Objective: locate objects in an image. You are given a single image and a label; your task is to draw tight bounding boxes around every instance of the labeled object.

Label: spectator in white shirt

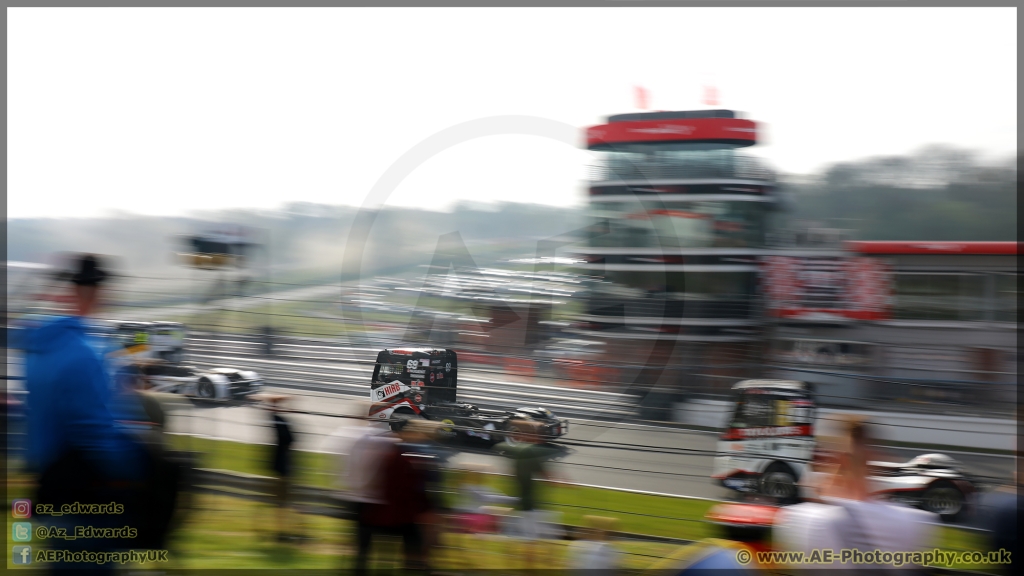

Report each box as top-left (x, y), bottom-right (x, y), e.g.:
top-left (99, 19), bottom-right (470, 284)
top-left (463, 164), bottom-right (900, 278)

top-left (320, 400), bottom-right (396, 506)
top-left (774, 415), bottom-right (937, 573)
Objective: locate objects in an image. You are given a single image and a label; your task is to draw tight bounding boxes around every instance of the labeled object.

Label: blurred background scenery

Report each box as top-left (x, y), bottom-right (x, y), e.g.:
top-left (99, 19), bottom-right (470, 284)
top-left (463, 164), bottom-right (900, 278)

top-left (5, 6), bottom-right (1017, 574)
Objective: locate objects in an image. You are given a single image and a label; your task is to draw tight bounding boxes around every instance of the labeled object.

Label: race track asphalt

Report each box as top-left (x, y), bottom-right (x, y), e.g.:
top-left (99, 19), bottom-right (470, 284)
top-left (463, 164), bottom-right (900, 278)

top-left (167, 386), bottom-right (1014, 505)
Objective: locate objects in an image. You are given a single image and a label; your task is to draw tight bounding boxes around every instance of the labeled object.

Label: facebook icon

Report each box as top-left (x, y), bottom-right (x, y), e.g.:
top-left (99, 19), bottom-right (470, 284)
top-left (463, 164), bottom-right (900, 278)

top-left (13, 546), bottom-right (32, 565)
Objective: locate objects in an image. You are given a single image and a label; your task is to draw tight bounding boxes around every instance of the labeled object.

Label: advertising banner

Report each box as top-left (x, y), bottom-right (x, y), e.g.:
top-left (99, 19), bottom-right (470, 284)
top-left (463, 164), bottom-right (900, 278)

top-left (762, 256), bottom-right (891, 320)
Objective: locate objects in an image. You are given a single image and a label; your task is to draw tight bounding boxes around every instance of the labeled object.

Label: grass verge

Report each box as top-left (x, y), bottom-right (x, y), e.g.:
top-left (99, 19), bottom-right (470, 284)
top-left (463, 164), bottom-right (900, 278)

top-left (6, 434), bottom-right (1000, 572)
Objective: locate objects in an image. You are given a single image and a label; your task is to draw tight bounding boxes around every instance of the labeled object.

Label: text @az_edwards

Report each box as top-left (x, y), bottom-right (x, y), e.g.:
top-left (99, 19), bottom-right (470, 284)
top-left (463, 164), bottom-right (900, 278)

top-left (33, 525), bottom-right (137, 540)
top-left (34, 502), bottom-right (124, 516)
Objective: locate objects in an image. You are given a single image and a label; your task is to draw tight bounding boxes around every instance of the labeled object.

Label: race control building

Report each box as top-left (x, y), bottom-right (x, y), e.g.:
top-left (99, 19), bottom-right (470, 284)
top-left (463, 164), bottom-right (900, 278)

top-left (567, 109), bottom-right (779, 417)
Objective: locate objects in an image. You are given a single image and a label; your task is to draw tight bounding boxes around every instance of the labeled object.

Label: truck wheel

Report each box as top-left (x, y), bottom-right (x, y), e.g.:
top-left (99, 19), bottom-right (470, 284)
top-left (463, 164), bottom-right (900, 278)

top-left (760, 462), bottom-right (798, 503)
top-left (503, 422), bottom-right (529, 447)
top-left (197, 378), bottom-right (216, 400)
top-left (390, 410), bottom-right (421, 432)
top-left (922, 480), bottom-right (964, 522)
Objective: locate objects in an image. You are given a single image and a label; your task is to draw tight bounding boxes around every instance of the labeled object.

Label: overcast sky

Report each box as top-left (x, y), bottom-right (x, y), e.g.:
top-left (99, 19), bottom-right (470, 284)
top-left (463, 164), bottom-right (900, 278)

top-left (8, 8), bottom-right (1017, 219)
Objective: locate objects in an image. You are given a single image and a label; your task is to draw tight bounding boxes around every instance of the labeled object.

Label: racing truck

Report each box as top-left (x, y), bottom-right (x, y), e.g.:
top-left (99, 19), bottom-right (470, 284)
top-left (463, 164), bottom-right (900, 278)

top-left (712, 379), bottom-right (975, 520)
top-left (367, 348), bottom-right (569, 446)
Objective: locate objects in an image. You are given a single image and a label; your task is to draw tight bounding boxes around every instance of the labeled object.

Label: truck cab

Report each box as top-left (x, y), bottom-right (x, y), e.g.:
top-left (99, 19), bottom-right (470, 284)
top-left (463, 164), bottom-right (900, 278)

top-left (367, 347), bottom-right (568, 445)
top-left (369, 348), bottom-right (459, 425)
top-left (711, 380), bottom-right (816, 502)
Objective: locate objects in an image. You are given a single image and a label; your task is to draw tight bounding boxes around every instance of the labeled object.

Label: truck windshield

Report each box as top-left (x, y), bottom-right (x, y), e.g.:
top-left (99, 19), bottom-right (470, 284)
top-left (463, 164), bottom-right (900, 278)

top-left (729, 391), bottom-right (814, 429)
top-left (728, 393), bottom-right (773, 429)
top-left (774, 396), bottom-right (814, 426)
top-left (379, 362), bottom-right (404, 379)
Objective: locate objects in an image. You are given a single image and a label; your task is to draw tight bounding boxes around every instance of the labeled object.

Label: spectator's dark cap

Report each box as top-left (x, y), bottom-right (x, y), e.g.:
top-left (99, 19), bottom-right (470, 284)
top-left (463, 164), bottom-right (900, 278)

top-left (62, 254), bottom-right (110, 286)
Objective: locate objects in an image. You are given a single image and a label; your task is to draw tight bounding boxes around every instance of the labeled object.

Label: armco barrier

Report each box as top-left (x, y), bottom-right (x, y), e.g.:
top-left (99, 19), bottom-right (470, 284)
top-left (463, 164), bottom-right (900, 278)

top-left (190, 467), bottom-right (349, 518)
top-left (816, 409), bottom-right (1017, 453)
top-left (673, 399), bottom-right (731, 428)
top-left (673, 399), bottom-right (1016, 452)
top-left (503, 357), bottom-right (536, 378)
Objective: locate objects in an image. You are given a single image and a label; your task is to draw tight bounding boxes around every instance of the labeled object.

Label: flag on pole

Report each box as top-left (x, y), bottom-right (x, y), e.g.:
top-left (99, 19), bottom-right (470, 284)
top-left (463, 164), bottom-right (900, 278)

top-left (703, 85), bottom-right (719, 106)
top-left (634, 85), bottom-right (649, 110)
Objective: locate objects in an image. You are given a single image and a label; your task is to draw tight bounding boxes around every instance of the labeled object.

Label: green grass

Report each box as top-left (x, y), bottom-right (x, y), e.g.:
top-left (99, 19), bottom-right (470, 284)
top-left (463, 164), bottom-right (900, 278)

top-left (7, 436), bottom-right (1001, 572)
top-left (168, 435), bottom-right (337, 488)
top-left (166, 434), bottom-right (716, 541)
top-left (161, 437), bottom-right (710, 549)
top-left (163, 436), bottom-right (991, 556)
top-left (4, 469), bottom-right (685, 571)
top-left (161, 493), bottom-right (686, 571)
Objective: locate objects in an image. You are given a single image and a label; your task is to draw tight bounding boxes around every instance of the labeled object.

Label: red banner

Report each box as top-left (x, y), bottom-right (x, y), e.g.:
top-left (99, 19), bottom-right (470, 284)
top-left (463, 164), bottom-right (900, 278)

top-left (586, 118), bottom-right (757, 148)
top-left (720, 424), bottom-right (813, 441)
top-left (762, 256), bottom-right (891, 321)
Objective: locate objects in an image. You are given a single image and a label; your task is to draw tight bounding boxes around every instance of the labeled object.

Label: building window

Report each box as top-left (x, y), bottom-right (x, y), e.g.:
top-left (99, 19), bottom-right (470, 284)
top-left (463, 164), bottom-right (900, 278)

top-left (588, 199), bottom-right (767, 249)
top-left (599, 270), bottom-right (756, 297)
top-left (773, 339), bottom-right (872, 366)
top-left (892, 273), bottom-right (986, 321)
top-left (591, 141), bottom-right (775, 182)
top-left (590, 271), bottom-right (757, 319)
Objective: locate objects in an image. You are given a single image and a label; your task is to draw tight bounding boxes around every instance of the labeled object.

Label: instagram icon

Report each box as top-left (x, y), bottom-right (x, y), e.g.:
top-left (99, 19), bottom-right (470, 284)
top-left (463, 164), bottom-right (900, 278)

top-left (12, 499), bottom-right (32, 518)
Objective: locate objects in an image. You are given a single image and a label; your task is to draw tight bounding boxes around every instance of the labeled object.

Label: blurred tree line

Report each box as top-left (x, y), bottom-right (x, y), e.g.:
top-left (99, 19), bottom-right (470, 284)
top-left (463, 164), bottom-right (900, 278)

top-left (7, 145), bottom-right (1015, 282)
top-left (6, 202), bottom-right (584, 281)
top-left (776, 145), bottom-right (1017, 240)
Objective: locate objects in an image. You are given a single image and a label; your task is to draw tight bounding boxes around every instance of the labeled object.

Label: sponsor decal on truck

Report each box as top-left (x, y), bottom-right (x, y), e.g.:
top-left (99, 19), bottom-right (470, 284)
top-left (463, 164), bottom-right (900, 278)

top-left (375, 381), bottom-right (406, 401)
top-left (721, 424), bottom-right (813, 440)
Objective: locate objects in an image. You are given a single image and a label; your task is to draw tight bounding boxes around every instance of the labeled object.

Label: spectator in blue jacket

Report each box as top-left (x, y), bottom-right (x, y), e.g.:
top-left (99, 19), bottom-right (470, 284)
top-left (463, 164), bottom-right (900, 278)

top-left (25, 254), bottom-right (144, 481)
top-left (25, 254), bottom-right (147, 575)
